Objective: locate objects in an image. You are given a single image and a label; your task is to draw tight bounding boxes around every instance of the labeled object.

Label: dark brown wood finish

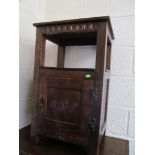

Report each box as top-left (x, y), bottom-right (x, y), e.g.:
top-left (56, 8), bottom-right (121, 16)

top-left (57, 46), bottom-right (65, 68)
top-left (20, 126), bottom-right (129, 155)
top-left (36, 68), bottom-right (95, 146)
top-left (31, 29), bottom-right (46, 143)
top-left (31, 16), bottom-right (114, 155)
top-left (33, 16), bottom-right (114, 39)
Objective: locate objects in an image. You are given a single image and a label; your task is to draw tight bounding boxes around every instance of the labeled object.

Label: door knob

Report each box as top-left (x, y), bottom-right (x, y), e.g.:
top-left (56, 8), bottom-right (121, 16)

top-left (89, 89), bottom-right (98, 104)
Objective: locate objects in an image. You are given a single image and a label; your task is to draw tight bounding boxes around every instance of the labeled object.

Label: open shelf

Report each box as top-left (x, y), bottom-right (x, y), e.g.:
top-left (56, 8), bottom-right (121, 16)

top-left (44, 31), bottom-right (97, 46)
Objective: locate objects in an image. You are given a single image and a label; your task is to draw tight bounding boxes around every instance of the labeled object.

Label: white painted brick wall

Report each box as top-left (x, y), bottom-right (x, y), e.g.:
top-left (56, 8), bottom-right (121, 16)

top-left (79, 0), bottom-right (134, 17)
top-left (19, 9), bottom-right (36, 44)
top-left (106, 107), bottom-right (128, 135)
top-left (19, 0), bottom-right (46, 129)
top-left (111, 16), bottom-right (135, 47)
top-left (19, 98), bottom-right (32, 128)
top-left (19, 0), bottom-right (46, 21)
top-left (132, 53), bottom-right (135, 75)
top-left (44, 41), bottom-right (58, 67)
top-left (76, 46), bottom-right (96, 68)
top-left (108, 78), bottom-right (135, 108)
top-left (20, 0), bottom-right (135, 154)
top-left (127, 110), bottom-right (135, 138)
top-left (111, 47), bottom-right (134, 76)
top-left (19, 40), bottom-right (35, 70)
top-left (65, 47), bottom-right (77, 68)
top-left (129, 140), bottom-right (135, 155)
top-left (45, 0), bottom-right (79, 21)
top-left (64, 46), bottom-right (96, 68)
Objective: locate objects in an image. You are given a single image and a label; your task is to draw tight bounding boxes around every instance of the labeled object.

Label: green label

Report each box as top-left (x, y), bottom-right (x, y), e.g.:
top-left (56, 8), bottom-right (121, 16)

top-left (85, 73), bottom-right (92, 79)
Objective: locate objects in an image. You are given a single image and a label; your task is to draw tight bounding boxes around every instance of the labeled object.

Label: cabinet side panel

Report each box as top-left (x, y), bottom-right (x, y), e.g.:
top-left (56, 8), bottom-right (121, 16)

top-left (100, 79), bottom-right (109, 135)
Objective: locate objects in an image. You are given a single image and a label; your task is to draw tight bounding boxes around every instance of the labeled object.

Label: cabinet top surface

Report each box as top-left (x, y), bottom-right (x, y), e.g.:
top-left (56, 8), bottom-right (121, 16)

top-left (33, 16), bottom-right (114, 39)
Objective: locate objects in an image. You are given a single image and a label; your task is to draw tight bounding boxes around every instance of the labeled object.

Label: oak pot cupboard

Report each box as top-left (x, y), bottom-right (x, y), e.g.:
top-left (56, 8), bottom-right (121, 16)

top-left (31, 16), bottom-right (114, 155)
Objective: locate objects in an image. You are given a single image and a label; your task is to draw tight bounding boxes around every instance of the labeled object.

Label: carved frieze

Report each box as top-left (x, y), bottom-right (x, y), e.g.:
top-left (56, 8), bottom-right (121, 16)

top-left (48, 99), bottom-right (79, 113)
top-left (40, 23), bottom-right (97, 34)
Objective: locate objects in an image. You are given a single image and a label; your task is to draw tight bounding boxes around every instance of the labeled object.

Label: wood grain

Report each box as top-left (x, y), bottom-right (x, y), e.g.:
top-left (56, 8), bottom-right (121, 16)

top-left (31, 16), bottom-right (114, 155)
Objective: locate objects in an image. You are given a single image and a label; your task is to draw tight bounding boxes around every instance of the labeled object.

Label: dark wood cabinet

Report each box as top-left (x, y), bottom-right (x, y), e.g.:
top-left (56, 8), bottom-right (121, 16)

top-left (31, 16), bottom-right (114, 155)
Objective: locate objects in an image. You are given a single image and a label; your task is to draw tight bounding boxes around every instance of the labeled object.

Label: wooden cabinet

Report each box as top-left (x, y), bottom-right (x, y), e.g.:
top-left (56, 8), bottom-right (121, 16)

top-left (31, 16), bottom-right (114, 155)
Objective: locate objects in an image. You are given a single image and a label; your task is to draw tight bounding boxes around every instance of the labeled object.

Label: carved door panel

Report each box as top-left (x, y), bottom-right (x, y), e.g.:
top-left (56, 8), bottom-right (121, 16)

top-left (36, 68), bottom-right (95, 146)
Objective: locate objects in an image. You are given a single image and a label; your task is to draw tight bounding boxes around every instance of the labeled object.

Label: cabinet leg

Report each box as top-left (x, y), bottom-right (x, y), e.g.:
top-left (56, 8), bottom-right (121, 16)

top-left (31, 134), bottom-right (41, 144)
top-left (89, 148), bottom-right (99, 155)
top-left (89, 142), bottom-right (100, 155)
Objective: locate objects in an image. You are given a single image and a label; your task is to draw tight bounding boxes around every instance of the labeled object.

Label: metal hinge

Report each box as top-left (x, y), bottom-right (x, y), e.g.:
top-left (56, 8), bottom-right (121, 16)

top-left (88, 117), bottom-right (97, 133)
top-left (89, 89), bottom-right (98, 104)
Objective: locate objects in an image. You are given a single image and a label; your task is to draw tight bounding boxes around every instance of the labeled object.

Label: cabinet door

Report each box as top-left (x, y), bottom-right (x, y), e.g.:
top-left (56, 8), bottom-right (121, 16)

top-left (36, 69), bottom-right (95, 146)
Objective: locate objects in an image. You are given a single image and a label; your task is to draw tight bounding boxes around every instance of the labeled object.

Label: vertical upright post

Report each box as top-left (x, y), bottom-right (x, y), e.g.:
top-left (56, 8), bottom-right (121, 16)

top-left (57, 45), bottom-right (65, 68)
top-left (89, 22), bottom-right (108, 155)
top-left (95, 22), bottom-right (107, 81)
top-left (31, 28), bottom-right (46, 141)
